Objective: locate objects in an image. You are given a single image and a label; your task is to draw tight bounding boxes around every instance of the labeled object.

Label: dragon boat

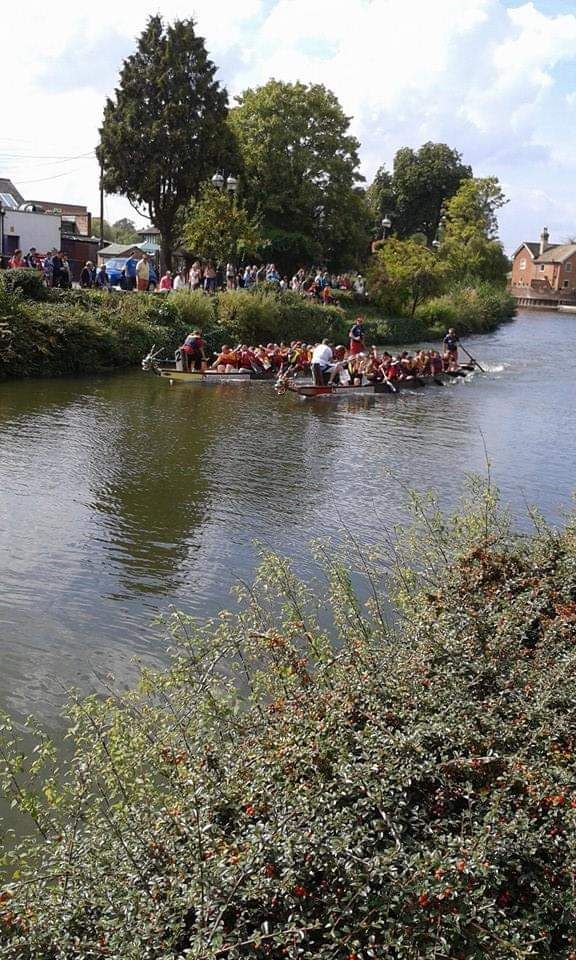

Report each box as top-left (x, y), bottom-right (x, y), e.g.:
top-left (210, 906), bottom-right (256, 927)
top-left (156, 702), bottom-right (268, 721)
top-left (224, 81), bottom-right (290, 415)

top-left (277, 365), bottom-right (474, 399)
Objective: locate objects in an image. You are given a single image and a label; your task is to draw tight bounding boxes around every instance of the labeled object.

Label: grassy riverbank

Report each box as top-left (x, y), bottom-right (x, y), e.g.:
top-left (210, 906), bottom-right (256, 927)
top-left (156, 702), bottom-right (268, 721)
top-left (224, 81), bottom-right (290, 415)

top-left (1, 484), bottom-right (575, 958)
top-left (0, 270), bottom-right (515, 380)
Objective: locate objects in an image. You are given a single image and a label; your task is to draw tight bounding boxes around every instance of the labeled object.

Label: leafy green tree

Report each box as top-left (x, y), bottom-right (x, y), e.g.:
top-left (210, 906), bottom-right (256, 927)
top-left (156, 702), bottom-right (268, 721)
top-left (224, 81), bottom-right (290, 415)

top-left (112, 218), bottom-right (140, 244)
top-left (389, 142), bottom-right (472, 245)
top-left (91, 217), bottom-right (114, 242)
top-left (183, 186), bottom-right (263, 264)
top-left (365, 164), bottom-right (397, 234)
top-left (369, 237), bottom-right (446, 316)
top-left (440, 177), bottom-right (510, 282)
top-left (230, 80), bottom-right (368, 270)
top-left (97, 16), bottom-right (232, 270)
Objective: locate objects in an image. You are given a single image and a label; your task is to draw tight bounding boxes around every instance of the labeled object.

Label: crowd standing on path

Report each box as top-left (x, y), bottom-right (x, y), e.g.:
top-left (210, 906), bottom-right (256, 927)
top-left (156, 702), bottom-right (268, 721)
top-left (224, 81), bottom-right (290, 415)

top-left (3, 248), bottom-right (367, 305)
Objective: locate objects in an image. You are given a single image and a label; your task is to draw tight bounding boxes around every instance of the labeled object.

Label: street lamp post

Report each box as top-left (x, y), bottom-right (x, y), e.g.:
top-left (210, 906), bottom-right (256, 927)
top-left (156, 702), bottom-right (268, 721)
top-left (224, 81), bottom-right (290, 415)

top-left (0, 200), bottom-right (4, 266)
top-left (211, 172), bottom-right (238, 197)
top-left (382, 215), bottom-right (392, 240)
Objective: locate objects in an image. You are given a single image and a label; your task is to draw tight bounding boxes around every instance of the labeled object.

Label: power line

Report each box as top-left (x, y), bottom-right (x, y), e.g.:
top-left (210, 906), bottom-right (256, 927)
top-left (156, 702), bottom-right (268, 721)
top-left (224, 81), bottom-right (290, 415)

top-left (0, 151), bottom-right (94, 162)
top-left (16, 168), bottom-right (87, 185)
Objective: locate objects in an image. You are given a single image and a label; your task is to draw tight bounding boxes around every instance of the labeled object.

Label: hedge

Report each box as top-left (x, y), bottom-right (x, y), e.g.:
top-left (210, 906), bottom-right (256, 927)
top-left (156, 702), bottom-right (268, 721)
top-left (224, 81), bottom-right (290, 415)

top-left (0, 482), bottom-right (575, 958)
top-left (0, 273), bottom-right (516, 380)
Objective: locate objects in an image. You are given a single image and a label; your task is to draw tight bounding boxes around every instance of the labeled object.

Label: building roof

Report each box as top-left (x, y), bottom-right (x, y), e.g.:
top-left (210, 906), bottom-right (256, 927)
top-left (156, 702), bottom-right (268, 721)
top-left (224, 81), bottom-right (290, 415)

top-left (137, 226), bottom-right (161, 236)
top-left (0, 178), bottom-right (25, 207)
top-left (535, 243), bottom-right (576, 264)
top-left (99, 242), bottom-right (142, 257)
top-left (29, 200), bottom-right (89, 215)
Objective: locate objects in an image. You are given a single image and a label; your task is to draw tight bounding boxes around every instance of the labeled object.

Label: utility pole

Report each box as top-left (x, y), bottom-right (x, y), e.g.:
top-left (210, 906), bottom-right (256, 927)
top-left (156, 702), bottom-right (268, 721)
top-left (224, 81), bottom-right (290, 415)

top-left (99, 161), bottom-right (105, 249)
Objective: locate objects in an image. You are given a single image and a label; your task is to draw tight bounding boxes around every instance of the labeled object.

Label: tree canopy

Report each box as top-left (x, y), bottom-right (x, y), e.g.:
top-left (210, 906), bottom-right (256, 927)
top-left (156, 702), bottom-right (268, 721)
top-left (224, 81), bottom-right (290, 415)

top-left (97, 16), bottom-right (232, 269)
top-left (92, 218), bottom-right (140, 245)
top-left (440, 178), bottom-right (510, 282)
top-left (367, 143), bottom-right (472, 245)
top-left (369, 237), bottom-right (447, 316)
top-left (229, 80), bottom-right (369, 270)
top-left (182, 186), bottom-right (263, 264)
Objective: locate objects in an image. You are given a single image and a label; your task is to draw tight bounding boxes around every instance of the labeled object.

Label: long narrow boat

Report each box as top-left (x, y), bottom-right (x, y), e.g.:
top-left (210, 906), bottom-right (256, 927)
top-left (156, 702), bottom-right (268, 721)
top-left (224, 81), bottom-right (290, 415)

top-left (142, 346), bottom-right (274, 384)
top-left (280, 366), bottom-right (474, 399)
top-left (157, 369), bottom-right (254, 384)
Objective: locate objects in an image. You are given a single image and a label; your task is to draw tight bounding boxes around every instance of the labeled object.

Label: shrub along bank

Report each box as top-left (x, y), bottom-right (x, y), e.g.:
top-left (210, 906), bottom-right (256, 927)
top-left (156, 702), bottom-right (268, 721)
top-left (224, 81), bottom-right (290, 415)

top-left (0, 271), bottom-right (515, 380)
top-left (1, 483), bottom-right (575, 958)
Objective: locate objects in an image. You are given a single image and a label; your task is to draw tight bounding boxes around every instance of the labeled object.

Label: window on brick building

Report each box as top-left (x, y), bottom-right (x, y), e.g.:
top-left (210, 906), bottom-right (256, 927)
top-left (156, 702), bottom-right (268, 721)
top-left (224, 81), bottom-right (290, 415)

top-left (519, 258), bottom-right (526, 270)
top-left (565, 262), bottom-right (572, 273)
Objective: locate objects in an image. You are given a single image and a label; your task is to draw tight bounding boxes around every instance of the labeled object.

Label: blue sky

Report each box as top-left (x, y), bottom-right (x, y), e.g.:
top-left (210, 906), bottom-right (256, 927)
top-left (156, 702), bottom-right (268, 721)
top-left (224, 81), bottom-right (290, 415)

top-left (3, 0), bottom-right (576, 253)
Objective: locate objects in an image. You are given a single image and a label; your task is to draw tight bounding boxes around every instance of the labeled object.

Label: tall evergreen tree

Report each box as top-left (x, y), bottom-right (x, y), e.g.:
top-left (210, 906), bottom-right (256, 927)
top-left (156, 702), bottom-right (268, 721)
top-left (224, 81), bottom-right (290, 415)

top-left (97, 16), bottom-right (232, 269)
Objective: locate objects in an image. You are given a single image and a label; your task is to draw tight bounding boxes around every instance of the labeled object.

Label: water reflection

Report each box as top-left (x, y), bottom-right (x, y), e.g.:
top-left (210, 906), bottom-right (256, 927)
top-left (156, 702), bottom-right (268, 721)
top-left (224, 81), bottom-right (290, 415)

top-left (0, 312), bottom-right (575, 728)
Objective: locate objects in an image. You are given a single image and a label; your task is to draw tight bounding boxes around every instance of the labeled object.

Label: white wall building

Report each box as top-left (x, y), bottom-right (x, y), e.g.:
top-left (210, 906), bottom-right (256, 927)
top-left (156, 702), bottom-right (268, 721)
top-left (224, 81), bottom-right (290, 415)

top-left (3, 208), bottom-right (62, 256)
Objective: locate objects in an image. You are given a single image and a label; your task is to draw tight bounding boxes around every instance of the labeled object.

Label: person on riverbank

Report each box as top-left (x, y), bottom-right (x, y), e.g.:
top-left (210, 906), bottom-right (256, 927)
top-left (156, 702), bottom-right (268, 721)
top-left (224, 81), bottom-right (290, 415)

top-left (136, 255), bottom-right (150, 292)
top-left (159, 270), bottom-right (173, 291)
top-left (8, 249), bottom-right (25, 269)
top-left (348, 317), bottom-right (366, 355)
top-left (204, 261), bottom-right (217, 294)
top-left (96, 264), bottom-right (110, 290)
top-left (80, 261), bottom-right (94, 288)
top-left (24, 247), bottom-right (41, 270)
top-left (173, 269), bottom-right (188, 291)
top-left (124, 255), bottom-right (138, 291)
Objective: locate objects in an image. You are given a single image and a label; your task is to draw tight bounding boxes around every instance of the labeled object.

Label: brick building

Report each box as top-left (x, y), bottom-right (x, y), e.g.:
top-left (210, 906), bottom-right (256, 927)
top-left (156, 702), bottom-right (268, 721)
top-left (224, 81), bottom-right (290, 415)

top-left (511, 228), bottom-right (576, 298)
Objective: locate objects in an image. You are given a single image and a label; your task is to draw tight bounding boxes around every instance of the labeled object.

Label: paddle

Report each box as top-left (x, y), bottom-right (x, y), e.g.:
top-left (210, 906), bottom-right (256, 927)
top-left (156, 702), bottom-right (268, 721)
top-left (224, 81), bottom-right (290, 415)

top-left (459, 343), bottom-right (485, 373)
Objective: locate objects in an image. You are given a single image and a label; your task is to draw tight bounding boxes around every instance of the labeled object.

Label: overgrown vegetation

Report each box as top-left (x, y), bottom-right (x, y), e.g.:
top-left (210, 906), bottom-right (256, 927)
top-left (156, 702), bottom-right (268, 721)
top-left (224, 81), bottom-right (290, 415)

top-left (0, 277), bottom-right (515, 380)
top-left (1, 481), bottom-right (575, 958)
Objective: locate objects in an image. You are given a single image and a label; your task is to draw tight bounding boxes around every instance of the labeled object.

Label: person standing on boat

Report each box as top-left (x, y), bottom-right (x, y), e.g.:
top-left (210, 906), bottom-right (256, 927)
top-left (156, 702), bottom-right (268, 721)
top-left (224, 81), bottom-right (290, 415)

top-left (443, 328), bottom-right (459, 369)
top-left (311, 339), bottom-right (333, 385)
top-left (181, 330), bottom-right (207, 372)
top-left (348, 317), bottom-right (366, 356)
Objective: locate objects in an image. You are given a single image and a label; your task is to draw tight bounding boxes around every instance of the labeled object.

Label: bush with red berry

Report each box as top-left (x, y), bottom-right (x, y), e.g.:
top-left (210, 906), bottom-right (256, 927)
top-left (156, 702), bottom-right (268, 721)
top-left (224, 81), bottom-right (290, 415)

top-left (1, 482), bottom-right (575, 958)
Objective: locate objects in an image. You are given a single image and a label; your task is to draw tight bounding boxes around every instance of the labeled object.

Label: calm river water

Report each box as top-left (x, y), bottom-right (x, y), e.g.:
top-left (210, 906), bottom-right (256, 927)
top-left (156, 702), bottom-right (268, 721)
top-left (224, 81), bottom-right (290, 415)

top-left (0, 310), bottom-right (574, 730)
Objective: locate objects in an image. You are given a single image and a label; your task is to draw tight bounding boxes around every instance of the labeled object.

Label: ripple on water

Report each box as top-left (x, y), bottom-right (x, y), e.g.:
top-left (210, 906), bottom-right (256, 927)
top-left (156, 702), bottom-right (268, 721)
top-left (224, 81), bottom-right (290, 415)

top-left (0, 312), bottom-right (575, 728)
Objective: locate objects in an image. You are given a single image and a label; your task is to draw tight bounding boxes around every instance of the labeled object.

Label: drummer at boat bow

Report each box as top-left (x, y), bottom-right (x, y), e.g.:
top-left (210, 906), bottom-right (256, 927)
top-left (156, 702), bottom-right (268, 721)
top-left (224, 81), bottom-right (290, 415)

top-left (180, 330), bottom-right (207, 371)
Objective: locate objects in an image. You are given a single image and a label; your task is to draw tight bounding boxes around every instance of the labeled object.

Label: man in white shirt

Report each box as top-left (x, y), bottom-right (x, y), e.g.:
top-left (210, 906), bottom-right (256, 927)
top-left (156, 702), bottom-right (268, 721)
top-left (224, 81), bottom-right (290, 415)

top-left (136, 255), bottom-right (150, 291)
top-left (311, 339), bottom-right (333, 385)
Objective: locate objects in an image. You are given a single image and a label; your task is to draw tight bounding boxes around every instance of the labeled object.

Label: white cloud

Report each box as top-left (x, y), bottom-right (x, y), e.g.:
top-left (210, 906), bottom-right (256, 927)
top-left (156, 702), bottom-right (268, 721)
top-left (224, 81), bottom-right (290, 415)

top-left (2, 0), bottom-right (576, 251)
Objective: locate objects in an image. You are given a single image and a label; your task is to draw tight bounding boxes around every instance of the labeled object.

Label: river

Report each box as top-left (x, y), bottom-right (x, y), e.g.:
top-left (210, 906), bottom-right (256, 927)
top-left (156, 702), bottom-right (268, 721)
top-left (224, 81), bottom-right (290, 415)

top-left (0, 310), bottom-right (574, 732)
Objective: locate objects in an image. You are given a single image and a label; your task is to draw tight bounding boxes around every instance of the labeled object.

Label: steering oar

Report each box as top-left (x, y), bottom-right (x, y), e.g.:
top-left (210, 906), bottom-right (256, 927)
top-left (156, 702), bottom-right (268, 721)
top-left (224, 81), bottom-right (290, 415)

top-left (459, 343), bottom-right (485, 373)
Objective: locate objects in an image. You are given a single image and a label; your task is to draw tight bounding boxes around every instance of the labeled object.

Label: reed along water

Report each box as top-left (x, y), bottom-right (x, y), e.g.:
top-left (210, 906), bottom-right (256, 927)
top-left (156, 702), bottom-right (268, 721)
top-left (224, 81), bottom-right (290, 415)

top-left (0, 309), bottom-right (574, 729)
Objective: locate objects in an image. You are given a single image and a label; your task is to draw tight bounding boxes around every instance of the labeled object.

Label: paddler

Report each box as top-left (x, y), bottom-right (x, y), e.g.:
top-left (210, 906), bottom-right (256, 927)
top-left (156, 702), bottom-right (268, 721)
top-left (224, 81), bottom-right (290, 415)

top-left (212, 345), bottom-right (238, 373)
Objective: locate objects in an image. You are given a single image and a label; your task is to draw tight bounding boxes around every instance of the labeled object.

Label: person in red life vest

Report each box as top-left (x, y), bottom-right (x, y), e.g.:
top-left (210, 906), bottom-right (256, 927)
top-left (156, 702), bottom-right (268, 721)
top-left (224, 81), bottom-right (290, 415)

top-left (8, 249), bottom-right (25, 269)
top-left (159, 270), bottom-right (173, 291)
top-left (238, 345), bottom-right (260, 372)
top-left (348, 317), bottom-right (366, 355)
top-left (212, 345), bottom-right (238, 372)
top-left (180, 329), bottom-right (207, 371)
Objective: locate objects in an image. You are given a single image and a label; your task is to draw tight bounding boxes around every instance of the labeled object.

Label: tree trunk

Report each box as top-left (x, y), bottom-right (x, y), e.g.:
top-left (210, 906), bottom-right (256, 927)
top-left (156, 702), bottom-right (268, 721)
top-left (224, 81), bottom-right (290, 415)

top-left (160, 233), bottom-right (173, 276)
